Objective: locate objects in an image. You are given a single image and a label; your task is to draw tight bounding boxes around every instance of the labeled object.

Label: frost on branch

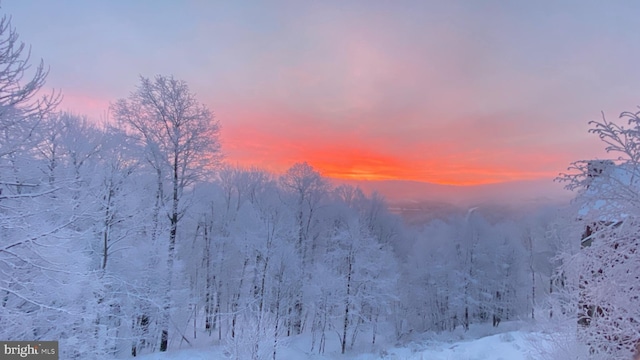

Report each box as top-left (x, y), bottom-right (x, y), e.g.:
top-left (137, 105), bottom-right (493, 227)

top-left (0, 13), bottom-right (60, 160)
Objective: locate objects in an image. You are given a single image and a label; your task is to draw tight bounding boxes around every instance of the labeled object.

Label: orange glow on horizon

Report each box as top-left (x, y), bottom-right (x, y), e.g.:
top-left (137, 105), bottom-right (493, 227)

top-left (218, 107), bottom-right (562, 186)
top-left (73, 97), bottom-right (573, 187)
top-left (312, 164), bottom-right (558, 186)
top-left (223, 152), bottom-right (559, 186)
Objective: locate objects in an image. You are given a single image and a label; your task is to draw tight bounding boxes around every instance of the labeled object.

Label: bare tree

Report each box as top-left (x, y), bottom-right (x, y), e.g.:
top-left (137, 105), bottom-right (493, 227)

top-left (112, 75), bottom-right (221, 352)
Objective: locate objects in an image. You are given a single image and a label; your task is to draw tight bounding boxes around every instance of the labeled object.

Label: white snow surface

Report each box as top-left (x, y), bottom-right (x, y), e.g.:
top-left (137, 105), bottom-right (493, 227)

top-left (121, 322), bottom-right (554, 360)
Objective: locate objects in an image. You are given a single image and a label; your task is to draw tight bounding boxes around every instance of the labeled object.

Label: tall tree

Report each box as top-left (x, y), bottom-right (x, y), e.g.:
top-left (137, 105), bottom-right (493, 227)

top-left (0, 5), bottom-right (77, 352)
top-left (279, 162), bottom-right (328, 335)
top-left (112, 75), bottom-right (221, 352)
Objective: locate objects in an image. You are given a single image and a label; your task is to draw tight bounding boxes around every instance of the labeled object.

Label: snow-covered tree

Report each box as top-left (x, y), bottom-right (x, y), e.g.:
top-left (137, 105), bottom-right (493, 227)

top-left (558, 110), bottom-right (640, 358)
top-left (279, 162), bottom-right (329, 335)
top-left (0, 13), bottom-right (59, 163)
top-left (0, 8), bottom-right (105, 359)
top-left (112, 75), bottom-right (221, 352)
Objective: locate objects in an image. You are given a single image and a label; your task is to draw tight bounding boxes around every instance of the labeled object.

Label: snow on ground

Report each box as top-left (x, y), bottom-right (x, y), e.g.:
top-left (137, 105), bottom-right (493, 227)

top-left (349, 331), bottom-right (539, 360)
top-left (126, 322), bottom-right (554, 360)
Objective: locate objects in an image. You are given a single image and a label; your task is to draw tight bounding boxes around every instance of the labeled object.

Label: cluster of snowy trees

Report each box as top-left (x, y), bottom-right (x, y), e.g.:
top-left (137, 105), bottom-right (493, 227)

top-left (0, 8), bottom-right (588, 360)
top-left (182, 166), bottom-right (403, 359)
top-left (398, 207), bottom-right (560, 337)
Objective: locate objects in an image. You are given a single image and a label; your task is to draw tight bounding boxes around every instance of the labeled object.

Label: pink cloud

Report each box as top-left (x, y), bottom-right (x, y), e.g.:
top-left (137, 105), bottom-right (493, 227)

top-left (57, 91), bottom-right (111, 122)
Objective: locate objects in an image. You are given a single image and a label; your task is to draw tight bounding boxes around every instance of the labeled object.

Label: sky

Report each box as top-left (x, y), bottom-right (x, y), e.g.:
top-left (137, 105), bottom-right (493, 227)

top-left (4, 0), bottom-right (640, 186)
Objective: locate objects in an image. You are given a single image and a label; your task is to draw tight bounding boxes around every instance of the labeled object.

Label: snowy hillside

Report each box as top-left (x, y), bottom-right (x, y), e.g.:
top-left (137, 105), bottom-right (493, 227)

top-left (120, 323), bottom-right (560, 360)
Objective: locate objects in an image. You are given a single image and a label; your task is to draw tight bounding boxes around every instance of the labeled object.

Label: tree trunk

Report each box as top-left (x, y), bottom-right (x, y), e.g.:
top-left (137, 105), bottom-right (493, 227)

top-left (160, 153), bottom-right (180, 352)
top-left (232, 258), bottom-right (249, 339)
top-left (341, 252), bottom-right (353, 354)
top-left (203, 224), bottom-right (214, 334)
top-left (101, 186), bottom-right (114, 270)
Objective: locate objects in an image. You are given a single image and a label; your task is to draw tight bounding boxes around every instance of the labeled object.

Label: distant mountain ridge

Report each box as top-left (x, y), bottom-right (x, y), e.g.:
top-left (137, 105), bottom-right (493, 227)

top-left (330, 178), bottom-right (572, 225)
top-left (331, 178), bottom-right (573, 206)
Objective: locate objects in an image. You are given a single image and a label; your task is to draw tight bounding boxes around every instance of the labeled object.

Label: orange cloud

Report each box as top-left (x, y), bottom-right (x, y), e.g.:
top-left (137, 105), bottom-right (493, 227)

top-left (217, 104), bottom-right (573, 186)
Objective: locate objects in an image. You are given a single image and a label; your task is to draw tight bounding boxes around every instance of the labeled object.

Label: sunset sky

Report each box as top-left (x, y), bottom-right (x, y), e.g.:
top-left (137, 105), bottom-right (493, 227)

top-left (5, 1), bottom-right (640, 186)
